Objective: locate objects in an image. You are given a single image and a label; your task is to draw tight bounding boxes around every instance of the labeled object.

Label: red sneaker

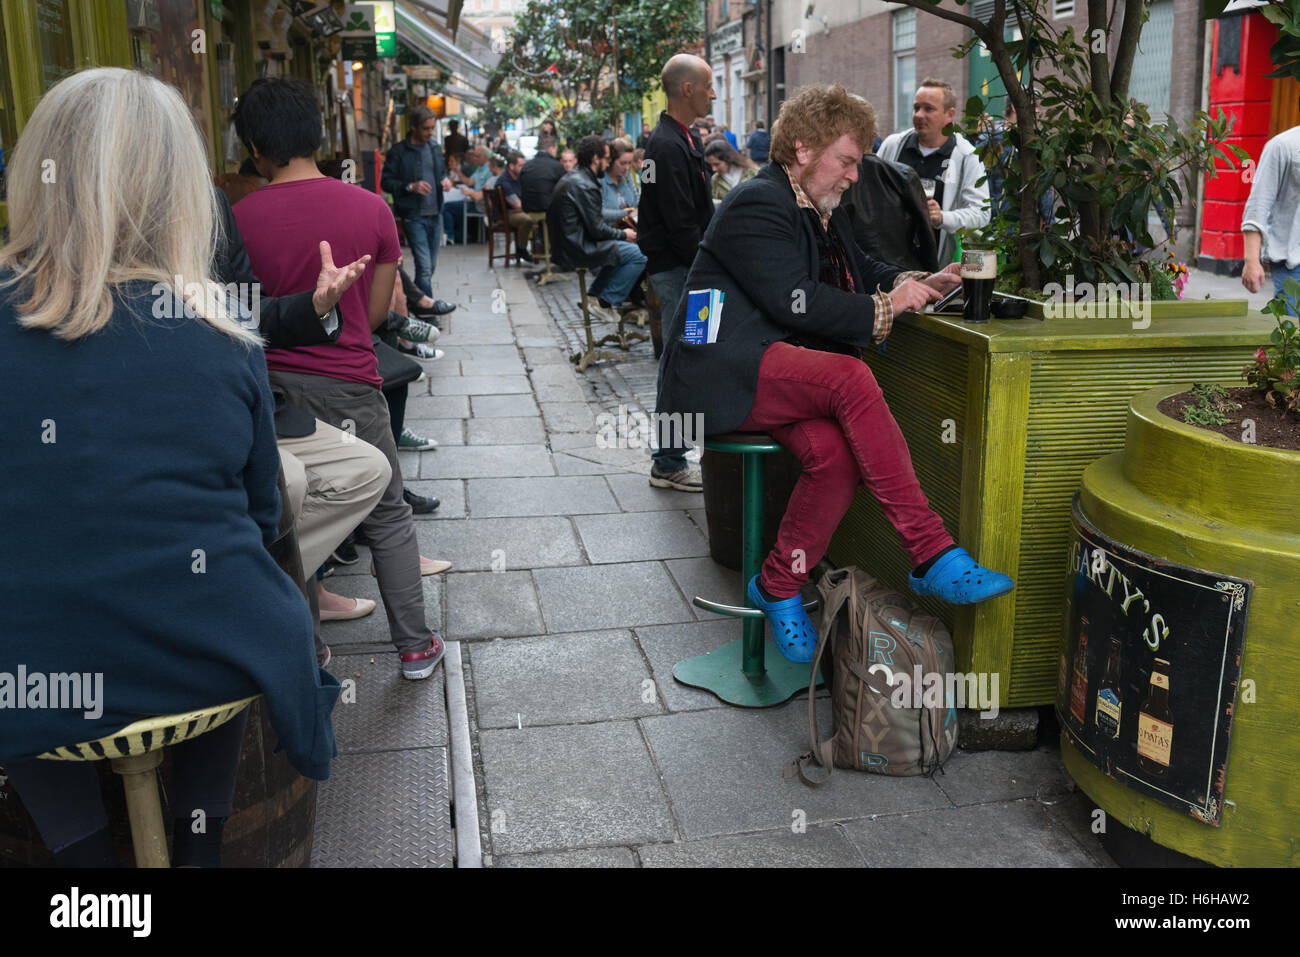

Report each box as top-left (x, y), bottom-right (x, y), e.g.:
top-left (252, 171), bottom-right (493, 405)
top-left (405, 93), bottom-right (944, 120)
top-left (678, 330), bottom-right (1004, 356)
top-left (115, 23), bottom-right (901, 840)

top-left (400, 633), bottom-right (446, 680)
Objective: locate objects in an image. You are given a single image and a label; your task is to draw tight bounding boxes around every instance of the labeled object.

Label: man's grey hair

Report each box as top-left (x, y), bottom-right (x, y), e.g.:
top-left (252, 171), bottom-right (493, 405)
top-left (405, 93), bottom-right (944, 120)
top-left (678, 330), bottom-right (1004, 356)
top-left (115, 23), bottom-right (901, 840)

top-left (409, 105), bottom-right (436, 130)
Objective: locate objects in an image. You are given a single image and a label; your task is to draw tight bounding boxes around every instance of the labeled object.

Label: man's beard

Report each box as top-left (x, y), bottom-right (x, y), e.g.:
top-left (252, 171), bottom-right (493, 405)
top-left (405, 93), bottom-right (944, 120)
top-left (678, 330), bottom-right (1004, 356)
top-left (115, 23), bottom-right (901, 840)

top-left (801, 177), bottom-right (844, 215)
top-left (813, 192), bottom-right (842, 215)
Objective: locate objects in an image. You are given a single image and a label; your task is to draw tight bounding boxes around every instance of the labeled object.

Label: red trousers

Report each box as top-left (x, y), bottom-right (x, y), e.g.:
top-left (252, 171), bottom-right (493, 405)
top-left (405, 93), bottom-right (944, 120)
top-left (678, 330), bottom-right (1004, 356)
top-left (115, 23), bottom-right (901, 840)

top-left (738, 342), bottom-right (954, 597)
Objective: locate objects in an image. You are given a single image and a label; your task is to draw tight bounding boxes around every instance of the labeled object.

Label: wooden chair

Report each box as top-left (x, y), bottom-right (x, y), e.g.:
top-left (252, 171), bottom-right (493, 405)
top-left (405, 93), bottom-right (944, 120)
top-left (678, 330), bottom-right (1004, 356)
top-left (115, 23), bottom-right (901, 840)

top-left (484, 186), bottom-right (516, 268)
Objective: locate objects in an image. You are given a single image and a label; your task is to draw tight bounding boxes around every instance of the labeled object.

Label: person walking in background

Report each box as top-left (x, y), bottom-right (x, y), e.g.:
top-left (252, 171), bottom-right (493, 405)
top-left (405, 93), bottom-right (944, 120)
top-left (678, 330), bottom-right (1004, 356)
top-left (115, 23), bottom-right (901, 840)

top-left (704, 138), bottom-right (758, 202)
top-left (381, 105), bottom-right (457, 316)
top-left (234, 76), bottom-right (449, 682)
top-left (1242, 117), bottom-right (1300, 307)
top-left (640, 52), bottom-right (716, 493)
top-left (745, 119), bottom-right (770, 164)
top-left (877, 77), bottom-right (989, 266)
top-left (443, 118), bottom-right (469, 165)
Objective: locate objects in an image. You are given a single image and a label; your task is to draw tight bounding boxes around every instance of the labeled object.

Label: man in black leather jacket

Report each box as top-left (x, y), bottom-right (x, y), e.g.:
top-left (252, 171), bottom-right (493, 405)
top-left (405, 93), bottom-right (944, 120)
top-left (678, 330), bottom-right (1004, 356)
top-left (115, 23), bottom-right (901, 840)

top-left (550, 135), bottom-right (648, 321)
top-left (842, 154), bottom-right (938, 273)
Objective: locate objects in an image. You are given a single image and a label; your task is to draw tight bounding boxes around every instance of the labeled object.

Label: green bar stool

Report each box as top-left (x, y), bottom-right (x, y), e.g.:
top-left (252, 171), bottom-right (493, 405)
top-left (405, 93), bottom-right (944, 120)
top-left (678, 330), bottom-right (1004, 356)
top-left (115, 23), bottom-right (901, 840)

top-left (673, 432), bottom-right (823, 707)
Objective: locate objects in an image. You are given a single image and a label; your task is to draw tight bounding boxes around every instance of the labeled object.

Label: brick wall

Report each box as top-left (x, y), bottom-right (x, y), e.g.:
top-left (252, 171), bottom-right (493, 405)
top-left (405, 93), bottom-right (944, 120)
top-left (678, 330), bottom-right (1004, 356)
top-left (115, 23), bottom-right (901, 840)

top-left (781, 5), bottom-right (974, 136)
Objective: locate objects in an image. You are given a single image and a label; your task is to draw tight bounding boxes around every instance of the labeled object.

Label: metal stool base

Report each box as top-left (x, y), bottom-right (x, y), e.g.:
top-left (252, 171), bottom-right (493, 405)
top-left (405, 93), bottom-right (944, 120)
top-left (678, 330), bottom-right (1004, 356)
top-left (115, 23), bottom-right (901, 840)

top-left (673, 637), bottom-right (822, 708)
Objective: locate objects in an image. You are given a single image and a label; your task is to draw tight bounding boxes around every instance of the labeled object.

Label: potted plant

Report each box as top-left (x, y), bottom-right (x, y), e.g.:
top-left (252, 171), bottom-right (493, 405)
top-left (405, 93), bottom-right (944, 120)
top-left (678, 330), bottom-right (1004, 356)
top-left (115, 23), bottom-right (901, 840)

top-left (1057, 280), bottom-right (1300, 867)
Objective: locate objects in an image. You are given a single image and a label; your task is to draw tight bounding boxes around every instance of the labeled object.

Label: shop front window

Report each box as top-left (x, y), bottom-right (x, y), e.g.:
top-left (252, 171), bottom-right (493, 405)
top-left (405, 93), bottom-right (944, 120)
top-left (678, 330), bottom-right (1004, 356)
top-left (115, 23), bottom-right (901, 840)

top-left (35, 0), bottom-right (78, 90)
top-left (125, 0), bottom-right (214, 163)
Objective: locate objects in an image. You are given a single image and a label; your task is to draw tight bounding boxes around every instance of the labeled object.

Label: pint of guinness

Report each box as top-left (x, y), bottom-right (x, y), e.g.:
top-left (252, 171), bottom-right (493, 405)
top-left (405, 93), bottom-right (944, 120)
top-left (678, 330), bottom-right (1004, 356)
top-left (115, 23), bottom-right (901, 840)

top-left (961, 248), bottom-right (998, 323)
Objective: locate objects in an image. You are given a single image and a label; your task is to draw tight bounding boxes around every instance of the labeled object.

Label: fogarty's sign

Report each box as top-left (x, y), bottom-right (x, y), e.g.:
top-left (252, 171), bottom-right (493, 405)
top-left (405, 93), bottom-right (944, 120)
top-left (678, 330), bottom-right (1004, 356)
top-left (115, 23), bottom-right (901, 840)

top-left (1058, 497), bottom-right (1250, 826)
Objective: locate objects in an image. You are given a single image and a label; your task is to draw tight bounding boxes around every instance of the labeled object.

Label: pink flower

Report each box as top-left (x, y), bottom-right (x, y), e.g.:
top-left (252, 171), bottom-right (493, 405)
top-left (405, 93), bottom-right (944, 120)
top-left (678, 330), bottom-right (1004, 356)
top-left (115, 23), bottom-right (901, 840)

top-left (1255, 348), bottom-right (1269, 363)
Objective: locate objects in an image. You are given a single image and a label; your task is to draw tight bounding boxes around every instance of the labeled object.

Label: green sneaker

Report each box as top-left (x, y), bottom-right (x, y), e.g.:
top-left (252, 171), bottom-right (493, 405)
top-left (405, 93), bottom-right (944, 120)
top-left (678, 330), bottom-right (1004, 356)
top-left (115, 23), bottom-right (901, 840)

top-left (398, 427), bottom-right (438, 451)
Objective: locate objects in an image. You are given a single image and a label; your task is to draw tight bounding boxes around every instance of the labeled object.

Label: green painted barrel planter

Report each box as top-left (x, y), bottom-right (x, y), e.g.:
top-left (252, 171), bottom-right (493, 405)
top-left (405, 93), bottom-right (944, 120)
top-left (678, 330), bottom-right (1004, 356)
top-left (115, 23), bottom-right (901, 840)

top-left (1061, 385), bottom-right (1300, 867)
top-left (826, 300), bottom-right (1275, 708)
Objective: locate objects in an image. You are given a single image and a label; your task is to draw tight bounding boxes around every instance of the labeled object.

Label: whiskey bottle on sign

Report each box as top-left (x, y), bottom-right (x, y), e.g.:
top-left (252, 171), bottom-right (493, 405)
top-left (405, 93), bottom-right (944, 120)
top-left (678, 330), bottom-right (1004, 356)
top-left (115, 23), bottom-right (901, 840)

top-left (1136, 658), bottom-right (1173, 777)
top-left (1069, 618), bottom-right (1090, 729)
top-left (1094, 635), bottom-right (1123, 741)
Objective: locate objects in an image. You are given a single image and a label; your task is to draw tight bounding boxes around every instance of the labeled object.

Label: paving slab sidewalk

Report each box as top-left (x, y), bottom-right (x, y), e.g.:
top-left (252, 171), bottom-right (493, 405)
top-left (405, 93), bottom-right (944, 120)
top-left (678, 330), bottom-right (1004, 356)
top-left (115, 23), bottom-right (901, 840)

top-left (316, 244), bottom-right (1116, 868)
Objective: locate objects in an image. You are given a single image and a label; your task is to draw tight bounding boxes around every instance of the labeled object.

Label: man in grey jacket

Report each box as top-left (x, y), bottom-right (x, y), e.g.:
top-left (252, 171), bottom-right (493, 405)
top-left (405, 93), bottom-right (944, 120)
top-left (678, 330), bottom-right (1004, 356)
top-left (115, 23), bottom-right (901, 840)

top-left (877, 77), bottom-right (989, 266)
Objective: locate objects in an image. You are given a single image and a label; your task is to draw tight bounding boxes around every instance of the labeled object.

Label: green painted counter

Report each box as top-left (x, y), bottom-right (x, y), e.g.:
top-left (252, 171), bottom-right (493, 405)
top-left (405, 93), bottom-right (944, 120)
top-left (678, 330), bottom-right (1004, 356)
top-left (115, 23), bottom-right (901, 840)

top-left (1064, 386), bottom-right (1300, 866)
top-left (827, 300), bottom-right (1275, 707)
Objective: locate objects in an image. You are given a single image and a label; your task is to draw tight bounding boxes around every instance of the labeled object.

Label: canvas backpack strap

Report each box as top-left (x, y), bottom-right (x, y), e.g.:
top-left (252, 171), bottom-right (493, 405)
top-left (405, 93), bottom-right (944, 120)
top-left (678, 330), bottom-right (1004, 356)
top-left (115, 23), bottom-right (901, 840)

top-left (784, 568), bottom-right (849, 787)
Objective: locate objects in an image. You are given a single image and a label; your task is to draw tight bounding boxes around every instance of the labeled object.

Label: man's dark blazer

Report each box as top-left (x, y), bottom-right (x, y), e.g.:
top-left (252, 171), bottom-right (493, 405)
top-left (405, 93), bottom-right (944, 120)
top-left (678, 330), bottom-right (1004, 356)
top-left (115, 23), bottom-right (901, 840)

top-left (549, 167), bottom-right (627, 271)
top-left (656, 162), bottom-right (904, 437)
top-left (637, 111), bottom-right (712, 276)
top-left (381, 136), bottom-right (447, 219)
top-left (214, 188), bottom-right (339, 437)
top-left (519, 151), bottom-right (566, 213)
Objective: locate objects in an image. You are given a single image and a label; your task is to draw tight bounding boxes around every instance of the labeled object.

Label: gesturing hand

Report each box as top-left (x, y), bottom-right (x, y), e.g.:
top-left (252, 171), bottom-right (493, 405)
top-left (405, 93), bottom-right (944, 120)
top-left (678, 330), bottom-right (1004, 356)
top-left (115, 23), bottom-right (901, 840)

top-left (311, 241), bottom-right (372, 316)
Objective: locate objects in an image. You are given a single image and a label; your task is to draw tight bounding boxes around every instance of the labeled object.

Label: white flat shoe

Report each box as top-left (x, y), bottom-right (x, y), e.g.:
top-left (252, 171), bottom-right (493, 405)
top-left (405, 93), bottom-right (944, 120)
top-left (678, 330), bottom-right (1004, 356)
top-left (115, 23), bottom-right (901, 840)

top-left (370, 556), bottom-right (453, 577)
top-left (320, 596), bottom-right (377, 622)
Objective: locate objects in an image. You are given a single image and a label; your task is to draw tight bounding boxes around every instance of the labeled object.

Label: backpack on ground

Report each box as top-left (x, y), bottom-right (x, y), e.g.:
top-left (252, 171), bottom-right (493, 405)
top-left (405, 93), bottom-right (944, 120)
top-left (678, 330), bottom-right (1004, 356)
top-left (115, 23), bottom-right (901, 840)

top-left (788, 566), bottom-right (959, 785)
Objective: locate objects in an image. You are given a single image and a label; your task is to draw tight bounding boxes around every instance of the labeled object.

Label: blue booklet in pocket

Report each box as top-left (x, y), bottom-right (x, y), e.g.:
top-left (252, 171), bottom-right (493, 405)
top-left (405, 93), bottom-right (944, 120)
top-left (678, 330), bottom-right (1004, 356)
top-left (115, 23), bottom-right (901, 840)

top-left (682, 288), bottom-right (725, 344)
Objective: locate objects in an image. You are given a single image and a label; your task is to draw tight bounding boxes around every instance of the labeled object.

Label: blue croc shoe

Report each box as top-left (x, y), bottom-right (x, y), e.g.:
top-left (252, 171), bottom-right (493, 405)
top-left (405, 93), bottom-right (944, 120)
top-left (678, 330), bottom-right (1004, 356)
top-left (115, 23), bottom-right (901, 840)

top-left (909, 547), bottom-right (1014, 604)
top-left (747, 575), bottom-right (818, 663)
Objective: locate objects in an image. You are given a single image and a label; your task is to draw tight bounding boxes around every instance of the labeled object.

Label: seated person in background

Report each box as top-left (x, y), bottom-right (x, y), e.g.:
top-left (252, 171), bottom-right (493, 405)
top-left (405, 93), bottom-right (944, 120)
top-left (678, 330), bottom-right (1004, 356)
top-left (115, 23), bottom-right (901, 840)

top-left (600, 137), bottom-right (640, 223)
top-left (551, 135), bottom-right (648, 324)
top-left (842, 152), bottom-right (939, 273)
top-left (441, 154), bottom-right (469, 244)
top-left (520, 134), bottom-right (567, 215)
top-left (632, 147), bottom-right (646, 189)
top-left (232, 76), bottom-right (449, 682)
top-left (656, 84), bottom-right (1013, 664)
top-left (482, 153), bottom-right (505, 191)
top-left (497, 150), bottom-right (537, 262)
top-left (704, 138), bottom-right (759, 202)
top-left (1, 67), bottom-right (339, 867)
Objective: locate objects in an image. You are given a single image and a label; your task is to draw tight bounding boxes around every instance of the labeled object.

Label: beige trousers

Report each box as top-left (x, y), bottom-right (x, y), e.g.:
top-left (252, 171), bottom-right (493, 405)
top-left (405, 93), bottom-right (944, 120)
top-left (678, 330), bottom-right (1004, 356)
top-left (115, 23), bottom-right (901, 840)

top-left (278, 418), bottom-right (390, 579)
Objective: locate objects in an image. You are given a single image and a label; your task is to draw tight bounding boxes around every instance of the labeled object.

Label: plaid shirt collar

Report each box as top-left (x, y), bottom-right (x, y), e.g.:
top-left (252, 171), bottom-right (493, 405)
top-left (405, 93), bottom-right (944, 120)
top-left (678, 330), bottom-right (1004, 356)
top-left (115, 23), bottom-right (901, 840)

top-left (781, 163), bottom-right (832, 232)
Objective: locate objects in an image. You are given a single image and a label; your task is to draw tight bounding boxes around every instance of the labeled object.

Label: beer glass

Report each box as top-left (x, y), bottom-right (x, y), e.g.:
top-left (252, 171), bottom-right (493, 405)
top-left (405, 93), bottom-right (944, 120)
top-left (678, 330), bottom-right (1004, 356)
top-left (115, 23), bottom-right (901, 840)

top-left (920, 178), bottom-right (936, 200)
top-left (961, 248), bottom-right (997, 323)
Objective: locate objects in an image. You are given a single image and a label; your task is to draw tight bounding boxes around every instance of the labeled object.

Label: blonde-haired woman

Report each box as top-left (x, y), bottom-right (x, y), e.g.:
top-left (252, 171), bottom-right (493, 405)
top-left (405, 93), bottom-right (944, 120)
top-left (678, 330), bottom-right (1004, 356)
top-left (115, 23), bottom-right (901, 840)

top-left (0, 68), bottom-right (338, 867)
top-left (704, 138), bottom-right (758, 202)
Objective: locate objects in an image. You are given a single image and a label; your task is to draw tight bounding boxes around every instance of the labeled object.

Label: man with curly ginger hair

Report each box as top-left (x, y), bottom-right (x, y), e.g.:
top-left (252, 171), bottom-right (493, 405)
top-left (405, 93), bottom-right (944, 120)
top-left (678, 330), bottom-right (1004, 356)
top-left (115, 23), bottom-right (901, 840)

top-left (656, 84), bottom-right (1014, 664)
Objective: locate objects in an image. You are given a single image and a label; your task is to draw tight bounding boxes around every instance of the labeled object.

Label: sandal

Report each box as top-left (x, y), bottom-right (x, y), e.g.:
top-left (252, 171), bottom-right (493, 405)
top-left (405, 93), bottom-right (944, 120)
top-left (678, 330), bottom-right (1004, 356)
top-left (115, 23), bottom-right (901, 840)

top-left (908, 547), bottom-right (1014, 604)
top-left (747, 575), bottom-right (818, 664)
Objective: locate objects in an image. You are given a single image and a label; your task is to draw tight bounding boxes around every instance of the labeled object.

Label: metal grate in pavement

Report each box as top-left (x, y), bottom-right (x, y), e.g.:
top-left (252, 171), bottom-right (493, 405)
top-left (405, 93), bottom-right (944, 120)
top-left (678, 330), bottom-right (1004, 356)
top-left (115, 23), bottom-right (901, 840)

top-left (312, 748), bottom-right (453, 867)
top-left (328, 652), bottom-right (448, 754)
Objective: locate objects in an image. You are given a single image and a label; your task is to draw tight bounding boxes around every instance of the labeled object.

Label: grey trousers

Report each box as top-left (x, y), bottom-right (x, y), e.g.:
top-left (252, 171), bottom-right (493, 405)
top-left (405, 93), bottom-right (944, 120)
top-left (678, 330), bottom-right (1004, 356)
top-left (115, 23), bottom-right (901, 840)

top-left (269, 370), bottom-right (430, 653)
top-left (649, 266), bottom-right (690, 471)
